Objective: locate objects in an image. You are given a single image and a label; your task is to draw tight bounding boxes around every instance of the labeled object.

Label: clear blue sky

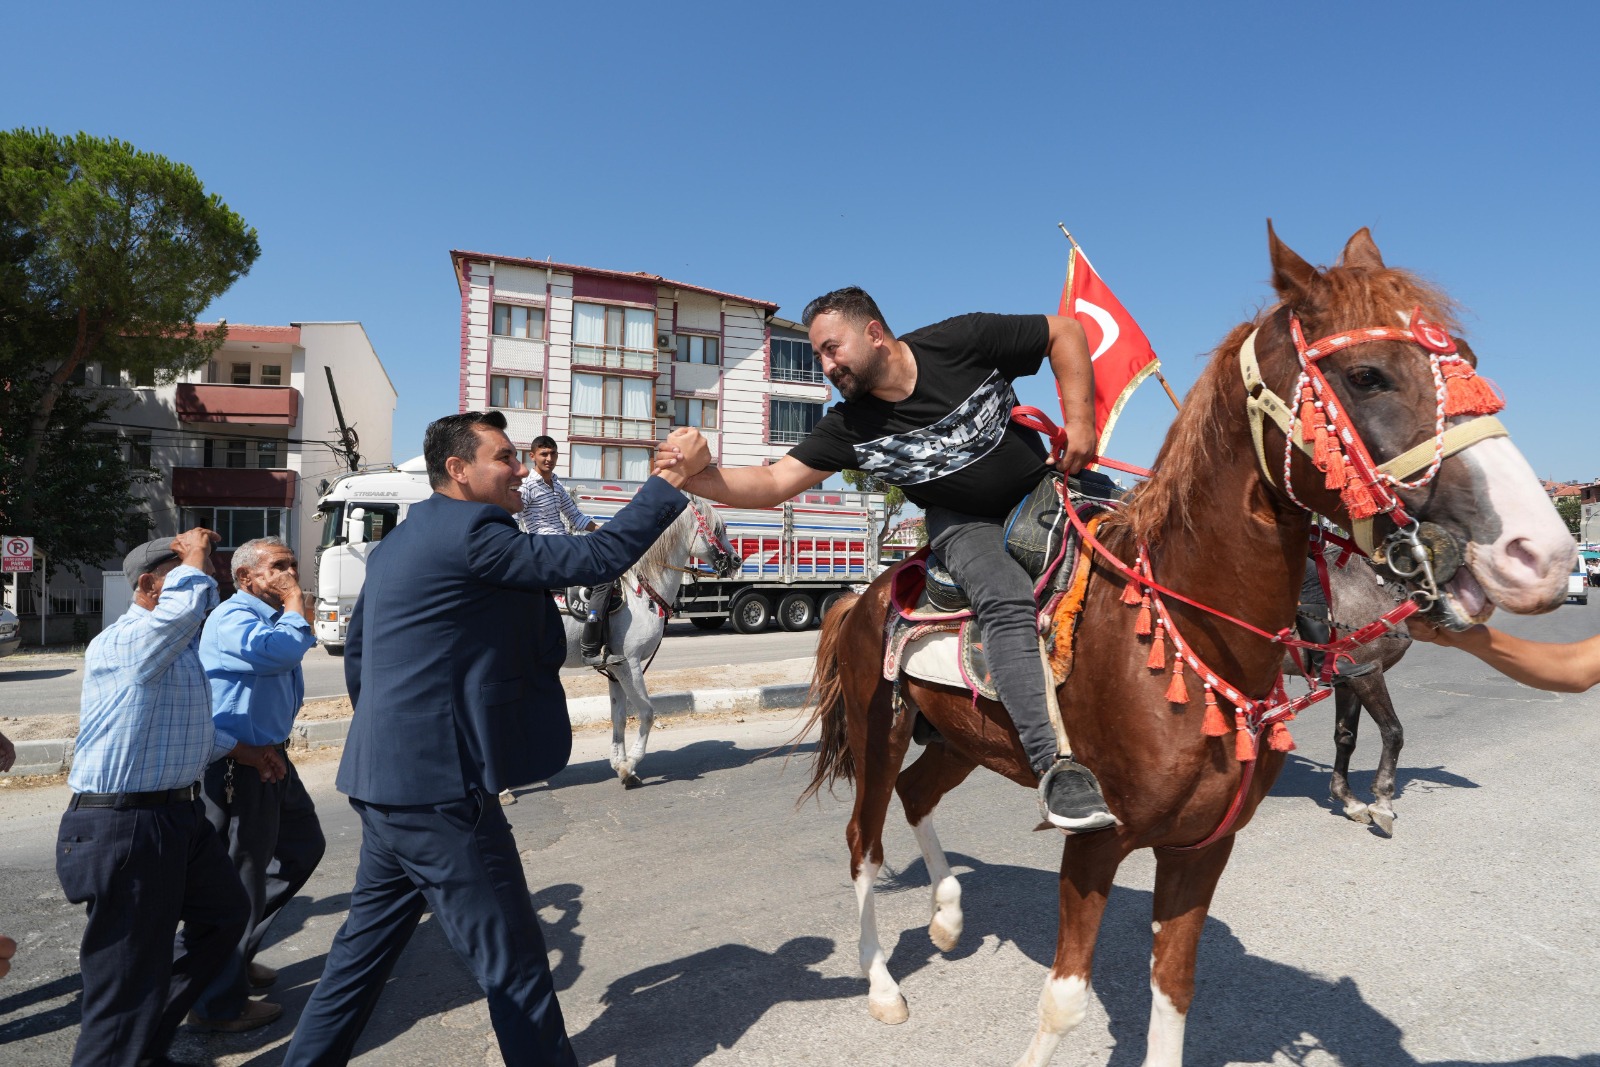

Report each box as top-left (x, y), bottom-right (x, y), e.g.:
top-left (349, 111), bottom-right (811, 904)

top-left (5, 2), bottom-right (1596, 480)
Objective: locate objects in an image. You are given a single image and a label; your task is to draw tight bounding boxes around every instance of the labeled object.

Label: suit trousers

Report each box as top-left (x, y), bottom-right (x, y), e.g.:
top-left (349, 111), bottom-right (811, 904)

top-left (56, 795), bottom-right (249, 1067)
top-left (926, 505), bottom-right (1060, 776)
top-left (283, 791), bottom-right (576, 1067)
top-left (191, 748), bottom-right (326, 1019)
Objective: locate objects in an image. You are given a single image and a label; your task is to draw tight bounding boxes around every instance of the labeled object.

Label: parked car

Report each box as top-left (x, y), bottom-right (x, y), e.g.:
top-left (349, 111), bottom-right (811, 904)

top-left (1567, 564), bottom-right (1588, 605)
top-left (0, 608), bottom-right (20, 657)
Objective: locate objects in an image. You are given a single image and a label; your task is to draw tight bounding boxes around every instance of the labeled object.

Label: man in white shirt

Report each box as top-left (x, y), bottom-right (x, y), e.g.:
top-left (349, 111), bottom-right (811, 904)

top-left (517, 436), bottom-right (611, 663)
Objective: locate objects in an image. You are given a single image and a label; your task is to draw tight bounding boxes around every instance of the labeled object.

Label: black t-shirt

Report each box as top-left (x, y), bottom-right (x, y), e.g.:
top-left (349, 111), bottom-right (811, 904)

top-left (789, 312), bottom-right (1051, 518)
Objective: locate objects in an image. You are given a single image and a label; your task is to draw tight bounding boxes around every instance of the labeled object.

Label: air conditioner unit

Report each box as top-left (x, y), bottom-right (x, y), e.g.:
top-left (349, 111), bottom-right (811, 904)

top-left (656, 332), bottom-right (674, 350)
top-left (654, 398), bottom-right (672, 417)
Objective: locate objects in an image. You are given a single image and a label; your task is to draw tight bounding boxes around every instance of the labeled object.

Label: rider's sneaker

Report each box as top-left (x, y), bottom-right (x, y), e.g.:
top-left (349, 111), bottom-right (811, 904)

top-left (1037, 758), bottom-right (1117, 832)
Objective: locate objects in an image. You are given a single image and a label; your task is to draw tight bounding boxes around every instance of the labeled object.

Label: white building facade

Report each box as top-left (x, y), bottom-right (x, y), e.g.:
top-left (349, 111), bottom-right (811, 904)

top-left (451, 252), bottom-right (829, 477)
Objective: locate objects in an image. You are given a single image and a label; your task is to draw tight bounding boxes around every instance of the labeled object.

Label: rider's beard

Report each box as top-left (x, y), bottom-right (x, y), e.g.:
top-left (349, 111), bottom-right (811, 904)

top-left (829, 359), bottom-right (883, 403)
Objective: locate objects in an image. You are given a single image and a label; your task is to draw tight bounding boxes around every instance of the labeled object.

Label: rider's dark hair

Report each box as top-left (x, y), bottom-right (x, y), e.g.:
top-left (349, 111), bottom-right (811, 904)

top-left (424, 410), bottom-right (508, 488)
top-left (801, 286), bottom-right (893, 338)
top-left (531, 435), bottom-right (558, 452)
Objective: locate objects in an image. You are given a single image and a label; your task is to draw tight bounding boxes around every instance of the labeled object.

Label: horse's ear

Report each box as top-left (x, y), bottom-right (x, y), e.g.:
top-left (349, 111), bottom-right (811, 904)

top-left (1339, 227), bottom-right (1386, 271)
top-left (1267, 219), bottom-right (1326, 312)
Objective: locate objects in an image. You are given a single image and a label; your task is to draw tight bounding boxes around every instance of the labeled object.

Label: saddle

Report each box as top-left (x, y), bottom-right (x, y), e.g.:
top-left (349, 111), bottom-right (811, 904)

top-left (554, 583), bottom-right (625, 621)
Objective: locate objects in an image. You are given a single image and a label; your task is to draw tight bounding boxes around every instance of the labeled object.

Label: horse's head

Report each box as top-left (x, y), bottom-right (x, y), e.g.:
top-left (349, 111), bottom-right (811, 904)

top-left (1253, 224), bottom-right (1572, 627)
top-left (687, 498), bottom-right (742, 578)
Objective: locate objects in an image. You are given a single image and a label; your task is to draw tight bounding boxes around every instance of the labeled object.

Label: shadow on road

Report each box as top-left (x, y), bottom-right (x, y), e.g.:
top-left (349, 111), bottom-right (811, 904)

top-left (0, 668), bottom-right (76, 682)
top-left (505, 738), bottom-right (819, 798)
top-left (1273, 752), bottom-right (1480, 814)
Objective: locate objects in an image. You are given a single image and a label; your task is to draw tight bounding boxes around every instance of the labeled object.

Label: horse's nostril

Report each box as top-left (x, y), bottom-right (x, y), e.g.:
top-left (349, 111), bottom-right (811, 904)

top-left (1503, 536), bottom-right (1541, 575)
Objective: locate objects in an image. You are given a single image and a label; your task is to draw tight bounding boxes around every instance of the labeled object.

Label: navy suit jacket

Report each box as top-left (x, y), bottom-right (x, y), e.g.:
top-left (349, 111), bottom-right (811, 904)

top-left (335, 478), bottom-right (686, 805)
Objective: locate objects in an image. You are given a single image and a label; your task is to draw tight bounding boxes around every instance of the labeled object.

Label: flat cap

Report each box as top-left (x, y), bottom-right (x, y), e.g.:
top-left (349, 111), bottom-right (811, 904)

top-left (122, 538), bottom-right (182, 588)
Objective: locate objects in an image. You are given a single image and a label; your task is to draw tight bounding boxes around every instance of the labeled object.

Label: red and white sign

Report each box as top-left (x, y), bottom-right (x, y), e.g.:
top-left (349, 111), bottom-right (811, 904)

top-left (3, 536), bottom-right (34, 573)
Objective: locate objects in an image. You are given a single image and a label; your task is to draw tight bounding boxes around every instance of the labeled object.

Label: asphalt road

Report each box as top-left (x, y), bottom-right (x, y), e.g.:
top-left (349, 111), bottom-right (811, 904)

top-left (1, 602), bottom-right (1597, 1066)
top-left (0, 621), bottom-right (820, 715)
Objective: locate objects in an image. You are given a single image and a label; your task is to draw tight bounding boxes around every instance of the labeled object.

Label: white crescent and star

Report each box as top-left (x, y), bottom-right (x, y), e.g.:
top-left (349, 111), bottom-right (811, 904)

top-left (1074, 298), bottom-right (1119, 361)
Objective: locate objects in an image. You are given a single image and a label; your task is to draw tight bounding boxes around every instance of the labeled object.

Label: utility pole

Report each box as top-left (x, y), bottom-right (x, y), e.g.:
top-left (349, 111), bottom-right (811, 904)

top-left (324, 367), bottom-right (360, 473)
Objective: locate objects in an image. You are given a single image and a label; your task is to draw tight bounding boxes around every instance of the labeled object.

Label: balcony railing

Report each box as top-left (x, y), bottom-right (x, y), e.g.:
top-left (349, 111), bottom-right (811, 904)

top-left (175, 383), bottom-right (300, 426)
top-left (570, 415), bottom-right (656, 441)
top-left (571, 345), bottom-right (658, 372)
top-left (172, 467), bottom-right (296, 508)
top-left (771, 365), bottom-right (826, 384)
top-left (769, 428), bottom-right (809, 444)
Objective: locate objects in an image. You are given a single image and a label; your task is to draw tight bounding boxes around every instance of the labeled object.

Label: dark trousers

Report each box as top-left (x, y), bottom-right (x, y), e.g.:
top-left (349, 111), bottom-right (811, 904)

top-left (927, 505), bottom-right (1059, 776)
top-left (283, 792), bottom-right (576, 1067)
top-left (56, 795), bottom-right (249, 1067)
top-left (191, 748), bottom-right (326, 1018)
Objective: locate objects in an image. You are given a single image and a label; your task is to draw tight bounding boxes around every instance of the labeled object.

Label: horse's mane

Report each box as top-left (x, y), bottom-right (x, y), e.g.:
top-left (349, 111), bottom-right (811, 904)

top-left (1107, 263), bottom-right (1461, 546)
top-left (632, 493), bottom-right (722, 587)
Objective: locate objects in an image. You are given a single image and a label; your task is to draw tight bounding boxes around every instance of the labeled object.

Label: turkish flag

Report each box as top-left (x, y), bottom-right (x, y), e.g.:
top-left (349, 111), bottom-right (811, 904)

top-left (1058, 245), bottom-right (1160, 453)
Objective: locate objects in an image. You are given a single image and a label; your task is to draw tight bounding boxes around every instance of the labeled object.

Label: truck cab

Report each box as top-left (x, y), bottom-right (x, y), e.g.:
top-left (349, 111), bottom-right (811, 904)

top-left (313, 457), bottom-right (432, 653)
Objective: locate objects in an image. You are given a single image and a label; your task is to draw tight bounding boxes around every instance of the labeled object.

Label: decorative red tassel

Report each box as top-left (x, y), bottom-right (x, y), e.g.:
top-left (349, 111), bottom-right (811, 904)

top-left (1442, 365), bottom-right (1504, 417)
top-left (1312, 418), bottom-right (1333, 471)
top-left (1135, 595), bottom-right (1153, 637)
top-left (1299, 392), bottom-right (1318, 445)
top-left (1234, 712), bottom-right (1255, 762)
top-left (1201, 687), bottom-right (1229, 736)
top-left (1323, 446), bottom-right (1348, 491)
top-left (1121, 575), bottom-right (1143, 605)
top-left (1146, 623), bottom-right (1166, 670)
top-left (1267, 721), bottom-right (1296, 752)
top-left (1341, 477), bottom-right (1379, 520)
top-left (1165, 656), bottom-right (1189, 704)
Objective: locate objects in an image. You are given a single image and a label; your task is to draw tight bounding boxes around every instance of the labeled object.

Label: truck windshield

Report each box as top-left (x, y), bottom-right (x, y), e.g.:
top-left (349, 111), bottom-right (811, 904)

top-left (317, 502), bottom-right (345, 550)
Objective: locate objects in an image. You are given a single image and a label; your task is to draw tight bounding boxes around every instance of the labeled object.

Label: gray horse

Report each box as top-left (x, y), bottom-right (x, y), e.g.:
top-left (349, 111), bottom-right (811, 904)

top-left (1292, 546), bottom-right (1413, 835)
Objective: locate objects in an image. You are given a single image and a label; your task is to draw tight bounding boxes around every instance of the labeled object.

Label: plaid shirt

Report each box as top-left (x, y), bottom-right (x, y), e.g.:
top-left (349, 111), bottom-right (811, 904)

top-left (68, 566), bottom-right (237, 794)
top-left (518, 473), bottom-right (593, 535)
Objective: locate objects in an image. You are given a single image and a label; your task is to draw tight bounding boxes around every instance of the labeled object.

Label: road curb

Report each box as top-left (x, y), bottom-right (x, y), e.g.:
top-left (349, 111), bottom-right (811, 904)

top-left (1, 681), bottom-right (815, 777)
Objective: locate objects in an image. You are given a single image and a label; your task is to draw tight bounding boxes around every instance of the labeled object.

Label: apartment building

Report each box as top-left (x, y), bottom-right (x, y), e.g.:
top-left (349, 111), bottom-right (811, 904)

top-left (450, 252), bottom-right (830, 477)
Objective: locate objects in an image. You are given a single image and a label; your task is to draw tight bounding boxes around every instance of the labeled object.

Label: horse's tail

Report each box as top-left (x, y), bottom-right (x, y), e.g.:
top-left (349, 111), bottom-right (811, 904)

top-left (798, 591), bottom-right (860, 803)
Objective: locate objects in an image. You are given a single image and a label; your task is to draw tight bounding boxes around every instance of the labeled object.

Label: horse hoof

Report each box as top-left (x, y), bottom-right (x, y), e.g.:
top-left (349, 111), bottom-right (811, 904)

top-left (868, 994), bottom-right (909, 1025)
top-left (929, 916), bottom-right (961, 953)
top-left (1369, 807), bottom-right (1395, 836)
top-left (622, 772), bottom-right (644, 789)
top-left (1342, 801), bottom-right (1371, 824)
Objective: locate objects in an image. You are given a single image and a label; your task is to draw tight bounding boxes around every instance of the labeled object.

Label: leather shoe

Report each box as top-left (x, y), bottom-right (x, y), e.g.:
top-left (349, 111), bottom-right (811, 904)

top-left (247, 961), bottom-right (277, 990)
top-left (186, 999), bottom-right (283, 1033)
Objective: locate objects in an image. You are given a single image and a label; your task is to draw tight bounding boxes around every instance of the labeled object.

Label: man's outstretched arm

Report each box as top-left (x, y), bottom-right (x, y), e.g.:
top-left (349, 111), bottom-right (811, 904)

top-left (681, 454), bottom-right (831, 509)
top-left (1408, 619), bottom-right (1600, 693)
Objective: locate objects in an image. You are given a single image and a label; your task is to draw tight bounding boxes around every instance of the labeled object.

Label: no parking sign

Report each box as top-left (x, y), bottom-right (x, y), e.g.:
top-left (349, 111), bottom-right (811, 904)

top-left (3, 535), bottom-right (34, 573)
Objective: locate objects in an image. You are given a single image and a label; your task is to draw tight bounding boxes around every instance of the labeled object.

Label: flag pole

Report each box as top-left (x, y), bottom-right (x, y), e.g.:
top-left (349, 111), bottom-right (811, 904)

top-left (1056, 222), bottom-right (1182, 414)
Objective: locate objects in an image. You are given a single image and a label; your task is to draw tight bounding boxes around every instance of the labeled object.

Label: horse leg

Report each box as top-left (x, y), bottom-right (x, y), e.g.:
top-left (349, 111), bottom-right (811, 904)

top-left (849, 687), bottom-right (916, 1025)
top-left (606, 672), bottom-right (637, 786)
top-left (1329, 686), bottom-right (1371, 824)
top-left (1015, 831), bottom-right (1129, 1067)
top-left (1360, 676), bottom-right (1405, 836)
top-left (609, 659), bottom-right (657, 787)
top-left (895, 741), bottom-right (978, 953)
top-left (1139, 836), bottom-right (1238, 1067)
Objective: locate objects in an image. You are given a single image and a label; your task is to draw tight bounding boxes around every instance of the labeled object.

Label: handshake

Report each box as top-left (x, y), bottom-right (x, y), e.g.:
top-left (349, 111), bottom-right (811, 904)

top-left (652, 428), bottom-right (711, 490)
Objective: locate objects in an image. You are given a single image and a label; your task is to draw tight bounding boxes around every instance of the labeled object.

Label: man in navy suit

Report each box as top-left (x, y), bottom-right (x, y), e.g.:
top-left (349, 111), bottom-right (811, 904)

top-left (283, 411), bottom-right (709, 1067)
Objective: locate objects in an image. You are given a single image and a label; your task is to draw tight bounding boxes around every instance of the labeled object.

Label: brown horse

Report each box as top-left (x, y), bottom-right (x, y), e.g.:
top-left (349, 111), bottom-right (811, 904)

top-left (801, 225), bottom-right (1573, 1067)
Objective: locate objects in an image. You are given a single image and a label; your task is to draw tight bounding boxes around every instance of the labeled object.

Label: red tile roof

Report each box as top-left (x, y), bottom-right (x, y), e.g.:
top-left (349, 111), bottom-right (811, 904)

top-left (195, 323), bottom-right (302, 345)
top-left (450, 251), bottom-right (779, 312)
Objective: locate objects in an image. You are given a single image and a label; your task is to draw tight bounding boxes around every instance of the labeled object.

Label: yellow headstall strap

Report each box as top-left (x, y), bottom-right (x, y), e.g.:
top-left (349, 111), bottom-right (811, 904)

top-left (1239, 326), bottom-right (1513, 557)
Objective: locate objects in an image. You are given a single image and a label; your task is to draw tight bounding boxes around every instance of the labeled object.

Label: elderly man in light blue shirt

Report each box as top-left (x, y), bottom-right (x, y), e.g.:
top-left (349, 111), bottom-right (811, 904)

top-left (57, 529), bottom-right (286, 1067)
top-left (188, 536), bottom-right (324, 1033)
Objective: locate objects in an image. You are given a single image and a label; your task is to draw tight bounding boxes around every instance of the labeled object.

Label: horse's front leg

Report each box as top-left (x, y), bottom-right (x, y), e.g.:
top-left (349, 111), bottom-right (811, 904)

top-left (1140, 835), bottom-right (1237, 1067)
top-left (896, 740), bottom-right (978, 952)
top-left (1015, 830), bottom-right (1129, 1067)
top-left (609, 658), bottom-right (657, 787)
top-left (1359, 675), bottom-right (1404, 836)
top-left (607, 672), bottom-right (634, 785)
top-left (1329, 687), bottom-right (1370, 824)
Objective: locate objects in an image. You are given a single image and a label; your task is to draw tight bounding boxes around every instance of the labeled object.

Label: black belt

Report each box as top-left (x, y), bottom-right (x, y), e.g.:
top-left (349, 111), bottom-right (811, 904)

top-left (69, 783), bottom-right (201, 809)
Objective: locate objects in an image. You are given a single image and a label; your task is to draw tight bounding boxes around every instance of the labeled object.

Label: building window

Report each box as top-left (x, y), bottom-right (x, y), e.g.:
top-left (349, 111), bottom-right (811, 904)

top-left (125, 433), bottom-right (153, 468)
top-left (570, 444), bottom-right (651, 481)
top-left (673, 397), bottom-right (718, 430)
top-left (493, 303), bottom-right (546, 340)
top-left (573, 302), bottom-right (655, 371)
top-left (230, 363), bottom-right (252, 385)
top-left (491, 374), bottom-right (544, 410)
top-left (769, 398), bottom-right (824, 444)
top-left (256, 440), bottom-right (284, 469)
top-left (570, 373), bottom-right (654, 441)
top-left (771, 337), bottom-right (824, 383)
top-left (675, 334), bottom-right (720, 366)
top-left (180, 507), bottom-right (287, 551)
top-left (260, 364), bottom-right (282, 386)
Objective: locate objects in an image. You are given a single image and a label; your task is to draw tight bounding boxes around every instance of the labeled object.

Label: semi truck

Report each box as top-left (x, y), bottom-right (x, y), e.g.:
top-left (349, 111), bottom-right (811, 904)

top-left (311, 461), bottom-right (884, 653)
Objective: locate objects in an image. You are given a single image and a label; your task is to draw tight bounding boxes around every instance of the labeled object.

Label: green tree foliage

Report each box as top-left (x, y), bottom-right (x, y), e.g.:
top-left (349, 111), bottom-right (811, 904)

top-left (840, 470), bottom-right (906, 558)
top-left (0, 128), bottom-right (259, 573)
top-left (1556, 495), bottom-right (1581, 536)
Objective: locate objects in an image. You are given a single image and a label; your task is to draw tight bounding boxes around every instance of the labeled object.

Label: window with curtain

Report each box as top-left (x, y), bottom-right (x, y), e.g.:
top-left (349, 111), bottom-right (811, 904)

top-left (771, 338), bottom-right (823, 382)
top-left (573, 302), bottom-right (656, 370)
top-left (570, 444), bottom-right (603, 478)
top-left (675, 334), bottom-right (720, 365)
top-left (769, 399), bottom-right (824, 444)
top-left (260, 364), bottom-right (283, 386)
top-left (673, 397), bottom-right (718, 429)
top-left (491, 375), bottom-right (544, 410)
top-left (571, 373), bottom-right (654, 440)
top-left (494, 303), bottom-right (546, 339)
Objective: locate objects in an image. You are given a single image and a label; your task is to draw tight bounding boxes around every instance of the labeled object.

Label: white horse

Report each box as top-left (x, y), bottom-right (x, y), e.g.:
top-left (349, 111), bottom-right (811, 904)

top-left (503, 497), bottom-right (739, 795)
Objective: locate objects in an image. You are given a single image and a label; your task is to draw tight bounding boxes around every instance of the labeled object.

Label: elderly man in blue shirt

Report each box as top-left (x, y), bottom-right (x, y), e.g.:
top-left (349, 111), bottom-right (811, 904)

top-left (57, 528), bottom-right (286, 1067)
top-left (188, 536), bottom-right (324, 1033)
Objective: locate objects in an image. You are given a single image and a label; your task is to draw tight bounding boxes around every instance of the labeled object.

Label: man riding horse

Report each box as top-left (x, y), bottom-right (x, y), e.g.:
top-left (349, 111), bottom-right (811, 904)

top-left (665, 288), bottom-right (1114, 831)
top-left (517, 435), bottom-right (613, 665)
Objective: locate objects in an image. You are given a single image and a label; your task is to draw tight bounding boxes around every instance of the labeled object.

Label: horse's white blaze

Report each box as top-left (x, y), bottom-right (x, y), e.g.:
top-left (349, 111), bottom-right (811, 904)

top-left (1457, 435), bottom-right (1573, 615)
top-left (1143, 982), bottom-right (1187, 1067)
top-left (854, 860), bottom-right (904, 1018)
top-left (1014, 975), bottom-right (1089, 1067)
top-left (912, 818), bottom-right (963, 949)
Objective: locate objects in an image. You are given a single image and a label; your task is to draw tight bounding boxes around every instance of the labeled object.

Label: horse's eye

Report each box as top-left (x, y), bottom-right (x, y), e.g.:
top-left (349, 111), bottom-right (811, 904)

top-left (1346, 366), bottom-right (1388, 391)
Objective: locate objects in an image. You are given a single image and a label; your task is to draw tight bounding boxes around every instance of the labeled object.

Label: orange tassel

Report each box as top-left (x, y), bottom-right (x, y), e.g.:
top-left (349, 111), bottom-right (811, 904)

top-left (1443, 367), bottom-right (1503, 417)
top-left (1268, 721), bottom-right (1296, 752)
top-left (1165, 656), bottom-right (1190, 704)
top-left (1135, 595), bottom-right (1153, 637)
top-left (1146, 623), bottom-right (1166, 670)
top-left (1201, 687), bottom-right (1230, 736)
top-left (1121, 575), bottom-right (1143, 605)
top-left (1342, 477), bottom-right (1379, 520)
top-left (1323, 446), bottom-right (1347, 491)
top-left (1234, 712), bottom-right (1255, 762)
top-left (1299, 393), bottom-right (1318, 445)
top-left (1312, 418), bottom-right (1333, 471)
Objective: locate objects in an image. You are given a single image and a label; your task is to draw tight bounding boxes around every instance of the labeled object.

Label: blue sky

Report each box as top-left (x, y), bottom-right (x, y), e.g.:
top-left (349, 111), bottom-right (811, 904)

top-left (5, 1), bottom-right (1596, 480)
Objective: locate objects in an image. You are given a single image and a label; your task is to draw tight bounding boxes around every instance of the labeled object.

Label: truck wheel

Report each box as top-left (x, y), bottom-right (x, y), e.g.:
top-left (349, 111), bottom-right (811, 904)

top-left (690, 616), bottom-right (726, 631)
top-left (730, 591), bottom-right (772, 634)
top-left (777, 592), bottom-right (817, 631)
top-left (819, 590), bottom-right (850, 621)
top-left (325, 644), bottom-right (345, 657)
